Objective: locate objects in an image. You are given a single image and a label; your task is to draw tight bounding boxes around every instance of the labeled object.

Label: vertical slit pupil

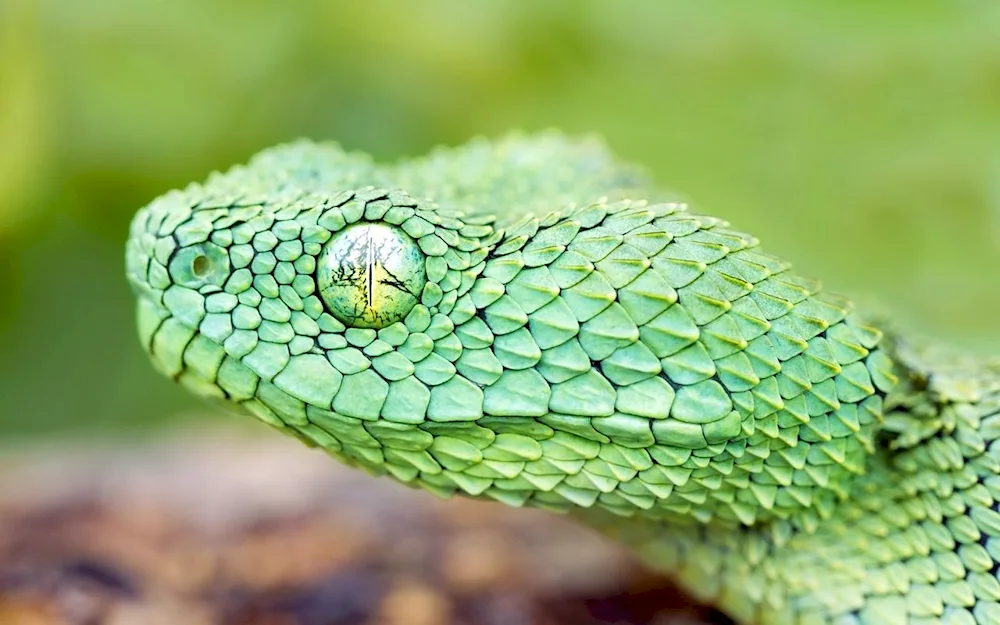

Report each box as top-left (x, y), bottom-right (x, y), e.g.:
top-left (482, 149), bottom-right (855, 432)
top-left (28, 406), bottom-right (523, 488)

top-left (365, 225), bottom-right (375, 309)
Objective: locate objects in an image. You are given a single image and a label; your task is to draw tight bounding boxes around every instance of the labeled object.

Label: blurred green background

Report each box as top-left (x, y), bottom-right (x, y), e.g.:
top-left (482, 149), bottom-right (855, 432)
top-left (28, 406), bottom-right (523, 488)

top-left (2, 1), bottom-right (999, 438)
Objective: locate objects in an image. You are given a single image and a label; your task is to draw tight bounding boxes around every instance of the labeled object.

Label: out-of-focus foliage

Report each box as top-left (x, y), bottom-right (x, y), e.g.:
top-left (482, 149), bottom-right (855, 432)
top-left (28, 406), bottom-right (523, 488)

top-left (1, 0), bottom-right (998, 436)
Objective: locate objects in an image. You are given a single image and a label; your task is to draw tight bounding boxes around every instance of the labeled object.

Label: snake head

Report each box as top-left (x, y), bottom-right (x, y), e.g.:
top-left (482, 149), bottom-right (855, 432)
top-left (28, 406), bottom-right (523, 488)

top-left (125, 142), bottom-right (499, 419)
top-left (127, 137), bottom-right (898, 526)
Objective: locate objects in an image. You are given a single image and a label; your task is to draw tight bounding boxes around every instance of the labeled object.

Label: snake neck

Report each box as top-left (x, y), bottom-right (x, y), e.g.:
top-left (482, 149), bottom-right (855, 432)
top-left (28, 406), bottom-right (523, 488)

top-left (574, 337), bottom-right (1000, 624)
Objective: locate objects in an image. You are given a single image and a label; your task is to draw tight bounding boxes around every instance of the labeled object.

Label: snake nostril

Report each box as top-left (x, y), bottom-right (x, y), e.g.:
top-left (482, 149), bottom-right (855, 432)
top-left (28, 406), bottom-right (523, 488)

top-left (169, 243), bottom-right (230, 289)
top-left (191, 254), bottom-right (210, 277)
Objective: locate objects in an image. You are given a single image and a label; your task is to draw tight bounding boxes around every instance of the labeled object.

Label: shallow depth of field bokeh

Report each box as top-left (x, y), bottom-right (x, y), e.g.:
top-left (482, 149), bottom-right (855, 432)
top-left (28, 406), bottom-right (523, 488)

top-left (2, 1), bottom-right (999, 438)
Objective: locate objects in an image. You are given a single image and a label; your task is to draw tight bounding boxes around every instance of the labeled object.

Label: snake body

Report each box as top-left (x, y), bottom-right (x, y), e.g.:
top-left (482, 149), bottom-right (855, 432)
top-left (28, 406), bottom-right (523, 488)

top-left (125, 133), bottom-right (1000, 624)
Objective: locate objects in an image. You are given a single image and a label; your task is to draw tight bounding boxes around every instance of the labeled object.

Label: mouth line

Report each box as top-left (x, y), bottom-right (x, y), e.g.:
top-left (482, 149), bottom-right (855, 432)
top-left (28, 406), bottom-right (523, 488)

top-left (136, 296), bottom-right (200, 383)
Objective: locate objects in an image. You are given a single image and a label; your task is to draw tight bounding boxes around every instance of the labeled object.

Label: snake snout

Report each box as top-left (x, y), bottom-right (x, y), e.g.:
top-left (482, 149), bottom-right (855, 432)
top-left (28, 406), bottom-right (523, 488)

top-left (124, 194), bottom-right (239, 397)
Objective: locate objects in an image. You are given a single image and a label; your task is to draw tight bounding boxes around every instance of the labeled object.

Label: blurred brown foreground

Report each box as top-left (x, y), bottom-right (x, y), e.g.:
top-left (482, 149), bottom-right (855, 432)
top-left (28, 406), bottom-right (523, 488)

top-left (0, 422), bottom-right (725, 625)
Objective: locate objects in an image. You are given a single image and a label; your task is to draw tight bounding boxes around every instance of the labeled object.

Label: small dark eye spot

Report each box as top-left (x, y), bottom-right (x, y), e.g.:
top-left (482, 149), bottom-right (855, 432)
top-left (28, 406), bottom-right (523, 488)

top-left (192, 255), bottom-right (210, 277)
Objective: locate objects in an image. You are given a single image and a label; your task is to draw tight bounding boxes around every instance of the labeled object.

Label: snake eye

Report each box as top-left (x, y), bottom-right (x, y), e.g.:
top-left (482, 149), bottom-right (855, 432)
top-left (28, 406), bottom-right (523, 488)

top-left (317, 222), bottom-right (426, 329)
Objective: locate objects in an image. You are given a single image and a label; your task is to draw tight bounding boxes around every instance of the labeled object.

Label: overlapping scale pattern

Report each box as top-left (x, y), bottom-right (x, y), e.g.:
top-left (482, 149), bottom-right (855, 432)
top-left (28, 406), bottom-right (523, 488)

top-left (127, 134), bottom-right (1000, 624)
top-left (447, 198), bottom-right (896, 525)
top-left (126, 139), bottom-right (893, 526)
top-left (589, 349), bottom-right (1000, 624)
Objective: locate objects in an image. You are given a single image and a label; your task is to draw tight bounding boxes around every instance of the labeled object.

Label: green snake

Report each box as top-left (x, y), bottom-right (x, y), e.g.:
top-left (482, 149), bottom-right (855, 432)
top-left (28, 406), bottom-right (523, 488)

top-left (125, 133), bottom-right (1000, 625)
